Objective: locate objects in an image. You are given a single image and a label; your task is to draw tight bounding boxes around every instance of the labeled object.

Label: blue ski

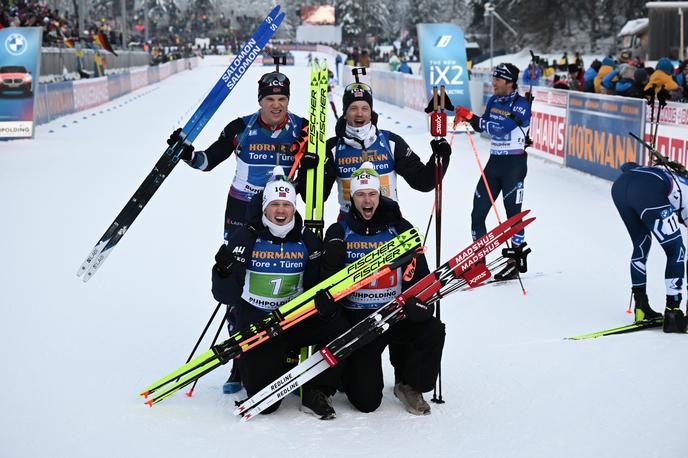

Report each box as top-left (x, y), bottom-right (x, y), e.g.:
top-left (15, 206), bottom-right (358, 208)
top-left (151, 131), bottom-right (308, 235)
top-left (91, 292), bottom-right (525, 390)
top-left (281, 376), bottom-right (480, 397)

top-left (77, 6), bottom-right (284, 282)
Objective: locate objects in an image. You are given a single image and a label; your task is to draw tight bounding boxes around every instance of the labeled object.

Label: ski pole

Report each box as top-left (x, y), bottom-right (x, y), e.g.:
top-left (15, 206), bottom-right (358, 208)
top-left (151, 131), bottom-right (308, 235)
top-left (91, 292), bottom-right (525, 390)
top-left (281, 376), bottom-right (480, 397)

top-left (186, 310), bottom-right (228, 397)
top-left (182, 302), bottom-right (222, 369)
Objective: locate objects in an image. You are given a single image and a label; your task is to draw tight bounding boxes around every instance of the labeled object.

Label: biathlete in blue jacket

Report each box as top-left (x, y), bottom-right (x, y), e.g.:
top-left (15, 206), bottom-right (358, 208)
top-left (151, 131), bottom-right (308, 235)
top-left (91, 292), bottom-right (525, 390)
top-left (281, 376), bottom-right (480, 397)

top-left (167, 70), bottom-right (312, 241)
top-left (166, 70), bottom-right (314, 395)
top-left (210, 167), bottom-right (349, 419)
top-left (308, 80), bottom-right (452, 218)
top-left (455, 63), bottom-right (532, 280)
top-left (611, 162), bottom-right (688, 333)
top-left (317, 162), bottom-right (445, 416)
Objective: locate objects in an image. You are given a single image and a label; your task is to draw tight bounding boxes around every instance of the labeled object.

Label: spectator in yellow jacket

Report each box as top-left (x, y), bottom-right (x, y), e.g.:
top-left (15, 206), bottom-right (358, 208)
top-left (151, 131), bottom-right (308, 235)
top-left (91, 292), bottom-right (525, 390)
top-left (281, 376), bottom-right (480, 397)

top-left (644, 57), bottom-right (679, 99)
top-left (594, 56), bottom-right (616, 93)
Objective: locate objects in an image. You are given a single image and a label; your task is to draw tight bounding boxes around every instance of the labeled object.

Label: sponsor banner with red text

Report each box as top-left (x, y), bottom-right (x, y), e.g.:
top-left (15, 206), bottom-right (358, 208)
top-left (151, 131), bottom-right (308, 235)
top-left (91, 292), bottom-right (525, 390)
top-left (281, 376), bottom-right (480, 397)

top-left (528, 87), bottom-right (568, 164)
top-left (645, 101), bottom-right (688, 167)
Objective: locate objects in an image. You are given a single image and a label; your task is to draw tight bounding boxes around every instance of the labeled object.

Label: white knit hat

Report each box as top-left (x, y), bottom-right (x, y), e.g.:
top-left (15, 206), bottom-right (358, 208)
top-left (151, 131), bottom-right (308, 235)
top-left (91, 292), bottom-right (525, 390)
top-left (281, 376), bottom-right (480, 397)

top-left (350, 161), bottom-right (380, 196)
top-left (262, 166), bottom-right (297, 211)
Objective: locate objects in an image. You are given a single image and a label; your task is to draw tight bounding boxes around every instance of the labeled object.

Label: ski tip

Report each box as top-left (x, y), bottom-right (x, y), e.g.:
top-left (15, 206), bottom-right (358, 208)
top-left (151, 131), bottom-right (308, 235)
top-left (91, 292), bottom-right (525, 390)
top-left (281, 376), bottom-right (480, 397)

top-left (268, 5), bottom-right (281, 16)
top-left (140, 390), bottom-right (150, 398)
top-left (232, 407), bottom-right (244, 416)
top-left (241, 413), bottom-right (252, 422)
top-left (145, 399), bottom-right (154, 407)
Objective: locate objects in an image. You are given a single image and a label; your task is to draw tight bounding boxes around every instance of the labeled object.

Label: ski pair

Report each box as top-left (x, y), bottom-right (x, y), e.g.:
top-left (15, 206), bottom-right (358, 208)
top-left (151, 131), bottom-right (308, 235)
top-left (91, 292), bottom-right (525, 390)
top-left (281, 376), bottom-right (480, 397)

top-left (140, 228), bottom-right (422, 405)
top-left (236, 210), bottom-right (535, 420)
top-left (566, 318), bottom-right (667, 340)
top-left (77, 6), bottom-right (285, 282)
top-left (303, 61), bottom-right (329, 238)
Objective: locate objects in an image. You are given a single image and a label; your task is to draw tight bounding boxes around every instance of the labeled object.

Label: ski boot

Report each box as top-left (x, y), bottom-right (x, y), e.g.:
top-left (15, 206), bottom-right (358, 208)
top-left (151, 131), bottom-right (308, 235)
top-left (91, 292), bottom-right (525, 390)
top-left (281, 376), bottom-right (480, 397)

top-left (394, 382), bottom-right (431, 415)
top-left (494, 243), bottom-right (531, 281)
top-left (663, 295), bottom-right (687, 333)
top-left (632, 289), bottom-right (663, 323)
top-left (300, 386), bottom-right (336, 420)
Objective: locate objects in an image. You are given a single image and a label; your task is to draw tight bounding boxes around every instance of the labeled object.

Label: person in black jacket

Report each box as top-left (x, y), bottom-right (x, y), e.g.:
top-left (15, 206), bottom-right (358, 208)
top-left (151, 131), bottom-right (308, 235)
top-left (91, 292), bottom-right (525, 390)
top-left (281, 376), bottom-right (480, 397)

top-left (211, 167), bottom-right (349, 419)
top-left (304, 80), bottom-right (452, 219)
top-left (317, 162), bottom-right (446, 415)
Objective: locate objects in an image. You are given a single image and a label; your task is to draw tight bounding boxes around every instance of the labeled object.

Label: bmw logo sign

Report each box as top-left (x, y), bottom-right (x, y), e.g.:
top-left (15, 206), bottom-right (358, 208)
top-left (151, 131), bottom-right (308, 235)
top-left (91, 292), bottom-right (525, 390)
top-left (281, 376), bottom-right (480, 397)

top-left (5, 33), bottom-right (28, 56)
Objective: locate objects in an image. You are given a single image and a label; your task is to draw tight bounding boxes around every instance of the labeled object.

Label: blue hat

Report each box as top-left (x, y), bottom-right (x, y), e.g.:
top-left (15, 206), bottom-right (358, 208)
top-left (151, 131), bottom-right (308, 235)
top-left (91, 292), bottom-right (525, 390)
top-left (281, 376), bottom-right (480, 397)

top-left (657, 57), bottom-right (674, 75)
top-left (602, 56), bottom-right (615, 67)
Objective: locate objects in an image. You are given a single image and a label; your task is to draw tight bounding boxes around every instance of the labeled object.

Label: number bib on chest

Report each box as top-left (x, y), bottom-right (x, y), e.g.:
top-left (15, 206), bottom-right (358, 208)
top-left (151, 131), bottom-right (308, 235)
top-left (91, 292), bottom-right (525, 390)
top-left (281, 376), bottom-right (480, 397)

top-left (335, 133), bottom-right (398, 213)
top-left (241, 238), bottom-right (307, 311)
top-left (342, 226), bottom-right (402, 309)
top-left (230, 113), bottom-right (302, 202)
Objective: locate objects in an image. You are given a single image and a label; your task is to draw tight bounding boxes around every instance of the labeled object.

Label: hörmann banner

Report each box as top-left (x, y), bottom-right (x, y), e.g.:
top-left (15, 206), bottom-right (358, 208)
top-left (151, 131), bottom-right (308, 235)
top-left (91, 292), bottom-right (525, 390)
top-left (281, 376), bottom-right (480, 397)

top-left (0, 27), bottom-right (42, 139)
top-left (417, 23), bottom-right (471, 110)
top-left (566, 92), bottom-right (645, 181)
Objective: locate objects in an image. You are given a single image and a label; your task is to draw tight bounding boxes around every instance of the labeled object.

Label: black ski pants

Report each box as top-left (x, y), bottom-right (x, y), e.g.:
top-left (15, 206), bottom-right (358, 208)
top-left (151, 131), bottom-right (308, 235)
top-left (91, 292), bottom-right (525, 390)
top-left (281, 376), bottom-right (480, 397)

top-left (342, 308), bottom-right (445, 413)
top-left (235, 302), bottom-right (349, 414)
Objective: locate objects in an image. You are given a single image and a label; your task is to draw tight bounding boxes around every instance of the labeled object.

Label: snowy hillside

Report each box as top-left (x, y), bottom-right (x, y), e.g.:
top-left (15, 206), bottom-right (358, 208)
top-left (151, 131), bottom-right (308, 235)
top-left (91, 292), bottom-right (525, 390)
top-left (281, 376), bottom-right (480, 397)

top-left (1, 52), bottom-right (686, 458)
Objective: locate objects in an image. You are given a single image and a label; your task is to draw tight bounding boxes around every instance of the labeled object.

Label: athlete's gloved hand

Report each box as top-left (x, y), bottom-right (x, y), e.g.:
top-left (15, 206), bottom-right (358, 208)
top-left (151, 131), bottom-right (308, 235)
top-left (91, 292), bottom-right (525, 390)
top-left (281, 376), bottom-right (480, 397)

top-left (299, 151), bottom-right (319, 170)
top-left (501, 242), bottom-right (531, 274)
top-left (213, 244), bottom-right (236, 278)
top-left (402, 297), bottom-right (435, 322)
top-left (455, 106), bottom-right (473, 120)
top-left (430, 138), bottom-right (452, 157)
top-left (314, 289), bottom-right (339, 318)
top-left (424, 92), bottom-right (455, 113)
top-left (167, 128), bottom-right (195, 161)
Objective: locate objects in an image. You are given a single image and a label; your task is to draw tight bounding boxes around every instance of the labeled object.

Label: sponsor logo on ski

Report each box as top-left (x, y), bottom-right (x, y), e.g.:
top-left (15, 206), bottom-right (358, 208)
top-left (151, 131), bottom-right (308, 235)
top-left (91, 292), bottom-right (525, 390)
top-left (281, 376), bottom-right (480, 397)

top-left (269, 373), bottom-right (293, 391)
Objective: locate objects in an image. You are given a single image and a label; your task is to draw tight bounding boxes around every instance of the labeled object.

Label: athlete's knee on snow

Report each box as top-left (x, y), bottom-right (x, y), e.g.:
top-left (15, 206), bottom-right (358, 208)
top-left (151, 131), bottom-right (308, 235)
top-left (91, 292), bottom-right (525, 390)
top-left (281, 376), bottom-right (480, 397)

top-left (347, 390), bottom-right (383, 413)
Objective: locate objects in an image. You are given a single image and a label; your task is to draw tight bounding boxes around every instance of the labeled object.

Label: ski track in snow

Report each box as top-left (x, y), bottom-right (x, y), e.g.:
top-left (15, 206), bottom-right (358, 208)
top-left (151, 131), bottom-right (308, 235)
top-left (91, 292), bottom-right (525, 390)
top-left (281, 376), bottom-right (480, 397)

top-left (1, 51), bottom-right (686, 458)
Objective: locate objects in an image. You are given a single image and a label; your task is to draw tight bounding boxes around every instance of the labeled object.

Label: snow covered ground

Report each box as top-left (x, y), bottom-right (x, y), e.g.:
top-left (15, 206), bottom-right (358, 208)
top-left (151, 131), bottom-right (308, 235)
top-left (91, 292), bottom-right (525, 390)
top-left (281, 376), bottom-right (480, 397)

top-left (1, 52), bottom-right (686, 458)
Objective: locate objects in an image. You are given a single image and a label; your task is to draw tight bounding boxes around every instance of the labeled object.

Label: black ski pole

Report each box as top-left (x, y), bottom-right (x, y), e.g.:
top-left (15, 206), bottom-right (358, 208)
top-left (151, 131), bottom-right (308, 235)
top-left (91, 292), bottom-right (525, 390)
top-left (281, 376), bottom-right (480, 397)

top-left (186, 308), bottom-right (228, 397)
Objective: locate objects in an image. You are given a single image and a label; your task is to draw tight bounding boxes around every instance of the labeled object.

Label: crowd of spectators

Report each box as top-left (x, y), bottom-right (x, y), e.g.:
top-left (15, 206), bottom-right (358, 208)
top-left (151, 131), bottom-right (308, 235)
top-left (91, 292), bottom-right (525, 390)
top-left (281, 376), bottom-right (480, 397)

top-left (1, 1), bottom-right (264, 56)
top-left (521, 51), bottom-right (688, 103)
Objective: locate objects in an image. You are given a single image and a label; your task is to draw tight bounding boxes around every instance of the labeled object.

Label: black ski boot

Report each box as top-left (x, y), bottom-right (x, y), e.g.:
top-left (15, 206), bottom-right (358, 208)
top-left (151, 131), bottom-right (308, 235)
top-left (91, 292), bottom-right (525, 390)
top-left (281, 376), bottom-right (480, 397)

top-left (300, 386), bottom-right (336, 420)
top-left (632, 289), bottom-right (662, 323)
top-left (494, 243), bottom-right (531, 281)
top-left (663, 295), bottom-right (687, 333)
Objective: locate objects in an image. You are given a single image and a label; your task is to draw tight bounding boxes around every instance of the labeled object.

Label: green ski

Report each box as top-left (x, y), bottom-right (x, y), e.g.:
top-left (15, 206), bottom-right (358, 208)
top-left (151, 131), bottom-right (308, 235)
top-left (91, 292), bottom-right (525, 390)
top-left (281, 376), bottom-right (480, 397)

top-left (565, 317), bottom-right (664, 340)
top-left (304, 61), bottom-right (328, 239)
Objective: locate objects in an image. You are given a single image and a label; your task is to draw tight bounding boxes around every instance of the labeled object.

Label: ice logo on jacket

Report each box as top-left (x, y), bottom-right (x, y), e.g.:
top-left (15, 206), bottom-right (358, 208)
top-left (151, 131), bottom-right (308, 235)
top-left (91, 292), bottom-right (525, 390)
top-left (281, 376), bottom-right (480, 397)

top-left (5, 33), bottom-right (28, 56)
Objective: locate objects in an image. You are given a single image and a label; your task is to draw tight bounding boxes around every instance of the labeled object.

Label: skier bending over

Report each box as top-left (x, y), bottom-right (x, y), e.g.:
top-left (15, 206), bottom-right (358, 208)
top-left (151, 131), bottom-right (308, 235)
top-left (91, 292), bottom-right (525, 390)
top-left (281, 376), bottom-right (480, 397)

top-left (611, 162), bottom-right (688, 333)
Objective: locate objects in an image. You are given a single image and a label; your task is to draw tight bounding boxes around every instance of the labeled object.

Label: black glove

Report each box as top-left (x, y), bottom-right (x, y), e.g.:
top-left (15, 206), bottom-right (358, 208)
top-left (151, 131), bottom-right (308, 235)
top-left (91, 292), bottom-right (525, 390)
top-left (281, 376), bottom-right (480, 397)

top-left (167, 128), bottom-right (195, 161)
top-left (424, 92), bottom-right (455, 113)
top-left (430, 138), bottom-right (451, 157)
top-left (468, 114), bottom-right (481, 132)
top-left (321, 239), bottom-right (347, 278)
top-left (402, 297), bottom-right (434, 322)
top-left (299, 151), bottom-right (319, 170)
top-left (501, 242), bottom-right (531, 274)
top-left (314, 289), bottom-right (339, 318)
top-left (167, 127), bottom-right (182, 146)
top-left (213, 244), bottom-right (235, 278)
